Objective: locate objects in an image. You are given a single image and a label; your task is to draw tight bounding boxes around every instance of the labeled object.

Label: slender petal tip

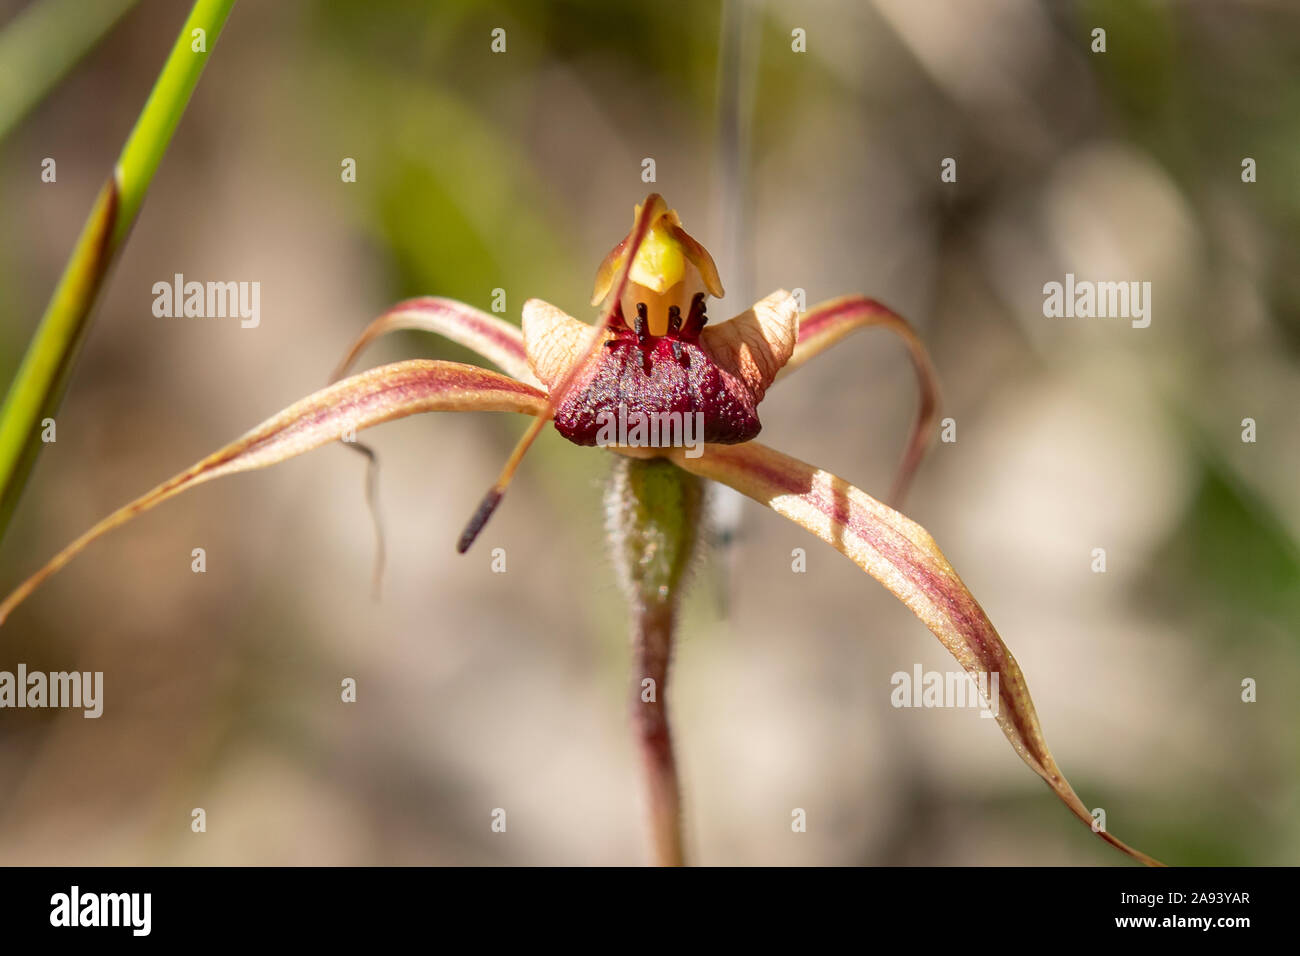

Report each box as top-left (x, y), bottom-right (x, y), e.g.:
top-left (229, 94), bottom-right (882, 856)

top-left (457, 487), bottom-right (503, 554)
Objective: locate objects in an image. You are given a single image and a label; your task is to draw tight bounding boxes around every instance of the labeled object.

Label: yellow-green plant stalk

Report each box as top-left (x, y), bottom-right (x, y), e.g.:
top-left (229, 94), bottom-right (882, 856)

top-left (0, 0), bottom-right (236, 540)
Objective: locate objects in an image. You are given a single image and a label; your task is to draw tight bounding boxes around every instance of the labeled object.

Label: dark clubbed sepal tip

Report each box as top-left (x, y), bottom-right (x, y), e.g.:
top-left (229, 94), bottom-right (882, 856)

top-left (456, 416), bottom-right (547, 554)
top-left (457, 487), bottom-right (504, 554)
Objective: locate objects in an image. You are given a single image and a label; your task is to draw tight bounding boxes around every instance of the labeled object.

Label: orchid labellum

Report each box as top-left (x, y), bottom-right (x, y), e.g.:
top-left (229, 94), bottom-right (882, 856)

top-left (0, 194), bottom-right (1160, 867)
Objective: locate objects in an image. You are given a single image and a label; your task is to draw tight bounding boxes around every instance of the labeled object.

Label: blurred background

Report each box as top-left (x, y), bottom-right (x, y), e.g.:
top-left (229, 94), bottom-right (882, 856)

top-left (0, 0), bottom-right (1296, 865)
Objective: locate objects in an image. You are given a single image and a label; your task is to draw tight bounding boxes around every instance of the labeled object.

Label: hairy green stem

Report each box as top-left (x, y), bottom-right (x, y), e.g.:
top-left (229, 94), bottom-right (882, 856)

top-left (605, 456), bottom-right (704, 866)
top-left (0, 0), bottom-right (237, 540)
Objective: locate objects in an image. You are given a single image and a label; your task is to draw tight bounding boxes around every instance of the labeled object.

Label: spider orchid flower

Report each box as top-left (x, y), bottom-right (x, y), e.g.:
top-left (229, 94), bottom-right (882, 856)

top-left (0, 194), bottom-right (1160, 867)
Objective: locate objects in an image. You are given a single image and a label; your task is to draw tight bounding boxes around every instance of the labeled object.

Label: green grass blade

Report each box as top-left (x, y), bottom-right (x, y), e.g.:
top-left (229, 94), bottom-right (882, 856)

top-left (0, 0), bottom-right (237, 540)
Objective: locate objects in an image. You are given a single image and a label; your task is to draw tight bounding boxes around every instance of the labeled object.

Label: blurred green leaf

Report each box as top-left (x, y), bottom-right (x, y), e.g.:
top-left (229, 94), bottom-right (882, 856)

top-left (0, 0), bottom-right (139, 142)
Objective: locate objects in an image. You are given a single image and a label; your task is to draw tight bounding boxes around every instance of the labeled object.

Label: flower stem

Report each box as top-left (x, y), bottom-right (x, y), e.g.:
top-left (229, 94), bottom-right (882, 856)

top-left (605, 455), bottom-right (704, 866)
top-left (631, 599), bottom-right (684, 866)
